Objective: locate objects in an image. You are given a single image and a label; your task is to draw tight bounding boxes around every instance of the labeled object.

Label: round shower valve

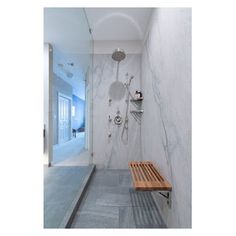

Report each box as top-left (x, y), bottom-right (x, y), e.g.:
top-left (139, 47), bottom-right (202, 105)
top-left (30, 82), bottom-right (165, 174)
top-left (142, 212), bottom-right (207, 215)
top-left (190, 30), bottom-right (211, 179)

top-left (114, 115), bottom-right (123, 125)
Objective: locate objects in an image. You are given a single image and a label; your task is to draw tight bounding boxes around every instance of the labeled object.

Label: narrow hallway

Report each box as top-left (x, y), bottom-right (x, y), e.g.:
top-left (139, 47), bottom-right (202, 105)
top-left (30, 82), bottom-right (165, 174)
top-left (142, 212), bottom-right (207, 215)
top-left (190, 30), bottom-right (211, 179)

top-left (53, 132), bottom-right (87, 166)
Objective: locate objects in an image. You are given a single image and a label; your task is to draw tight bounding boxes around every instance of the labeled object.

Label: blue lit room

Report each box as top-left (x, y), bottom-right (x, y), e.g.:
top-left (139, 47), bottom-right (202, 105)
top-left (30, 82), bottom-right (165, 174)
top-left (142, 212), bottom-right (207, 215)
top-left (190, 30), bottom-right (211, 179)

top-left (44, 7), bottom-right (191, 228)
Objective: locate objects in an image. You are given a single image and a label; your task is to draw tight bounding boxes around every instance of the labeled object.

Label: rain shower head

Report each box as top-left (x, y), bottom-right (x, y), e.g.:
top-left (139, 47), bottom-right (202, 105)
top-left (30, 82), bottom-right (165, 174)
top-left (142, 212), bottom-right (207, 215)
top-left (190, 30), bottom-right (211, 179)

top-left (112, 48), bottom-right (126, 62)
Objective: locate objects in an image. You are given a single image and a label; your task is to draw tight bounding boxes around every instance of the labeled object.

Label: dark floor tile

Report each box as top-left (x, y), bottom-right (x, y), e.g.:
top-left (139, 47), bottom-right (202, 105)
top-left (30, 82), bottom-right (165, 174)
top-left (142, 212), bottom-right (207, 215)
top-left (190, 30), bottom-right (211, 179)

top-left (129, 190), bottom-right (166, 228)
top-left (119, 207), bottom-right (136, 228)
top-left (119, 171), bottom-right (132, 187)
top-left (95, 192), bottom-right (132, 207)
top-left (71, 169), bottom-right (166, 228)
top-left (79, 185), bottom-right (132, 209)
top-left (44, 165), bottom-right (94, 228)
top-left (71, 206), bottom-right (119, 228)
top-left (89, 169), bottom-right (120, 187)
top-left (44, 202), bottom-right (69, 228)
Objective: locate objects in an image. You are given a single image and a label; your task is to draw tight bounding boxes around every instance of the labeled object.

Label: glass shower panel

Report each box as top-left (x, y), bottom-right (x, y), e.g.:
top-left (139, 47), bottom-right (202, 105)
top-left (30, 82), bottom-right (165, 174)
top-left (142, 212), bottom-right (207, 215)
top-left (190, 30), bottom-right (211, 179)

top-left (44, 8), bottom-right (93, 166)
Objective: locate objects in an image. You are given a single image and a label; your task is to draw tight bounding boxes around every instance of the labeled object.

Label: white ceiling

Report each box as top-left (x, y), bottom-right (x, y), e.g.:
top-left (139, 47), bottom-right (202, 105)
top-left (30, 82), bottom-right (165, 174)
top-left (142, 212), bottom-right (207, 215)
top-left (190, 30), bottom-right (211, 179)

top-left (85, 8), bottom-right (153, 40)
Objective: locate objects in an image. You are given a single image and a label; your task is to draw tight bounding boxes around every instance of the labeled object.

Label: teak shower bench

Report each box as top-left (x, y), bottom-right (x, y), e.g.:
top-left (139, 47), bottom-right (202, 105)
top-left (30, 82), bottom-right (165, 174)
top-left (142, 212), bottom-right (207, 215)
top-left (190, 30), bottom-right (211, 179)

top-left (129, 161), bottom-right (172, 206)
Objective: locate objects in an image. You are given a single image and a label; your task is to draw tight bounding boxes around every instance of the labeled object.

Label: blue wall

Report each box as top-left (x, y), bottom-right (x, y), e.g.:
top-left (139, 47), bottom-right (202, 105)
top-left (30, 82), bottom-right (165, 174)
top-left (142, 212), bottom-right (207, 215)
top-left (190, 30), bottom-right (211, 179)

top-left (72, 95), bottom-right (85, 130)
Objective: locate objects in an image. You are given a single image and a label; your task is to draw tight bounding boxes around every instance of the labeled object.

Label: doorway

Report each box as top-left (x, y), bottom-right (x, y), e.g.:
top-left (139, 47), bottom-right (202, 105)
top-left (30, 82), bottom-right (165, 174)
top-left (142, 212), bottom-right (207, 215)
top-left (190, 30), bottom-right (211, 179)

top-left (58, 93), bottom-right (71, 144)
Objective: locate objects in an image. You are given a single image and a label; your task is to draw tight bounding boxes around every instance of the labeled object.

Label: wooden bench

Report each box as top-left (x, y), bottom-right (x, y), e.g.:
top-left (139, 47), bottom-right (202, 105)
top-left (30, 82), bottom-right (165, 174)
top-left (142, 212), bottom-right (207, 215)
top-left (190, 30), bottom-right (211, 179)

top-left (129, 161), bottom-right (172, 206)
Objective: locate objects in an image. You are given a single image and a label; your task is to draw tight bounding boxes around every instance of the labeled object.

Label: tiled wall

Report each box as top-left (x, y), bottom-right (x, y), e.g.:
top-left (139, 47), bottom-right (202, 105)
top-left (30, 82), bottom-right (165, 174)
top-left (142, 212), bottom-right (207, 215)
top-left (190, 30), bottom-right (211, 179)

top-left (141, 8), bottom-right (192, 227)
top-left (92, 54), bottom-right (142, 169)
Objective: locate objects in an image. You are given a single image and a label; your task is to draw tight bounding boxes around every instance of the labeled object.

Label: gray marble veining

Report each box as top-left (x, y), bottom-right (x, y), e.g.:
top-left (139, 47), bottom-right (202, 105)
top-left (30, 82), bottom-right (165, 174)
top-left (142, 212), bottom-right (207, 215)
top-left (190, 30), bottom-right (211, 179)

top-left (92, 54), bottom-right (142, 169)
top-left (90, 8), bottom-right (191, 228)
top-left (141, 8), bottom-right (192, 228)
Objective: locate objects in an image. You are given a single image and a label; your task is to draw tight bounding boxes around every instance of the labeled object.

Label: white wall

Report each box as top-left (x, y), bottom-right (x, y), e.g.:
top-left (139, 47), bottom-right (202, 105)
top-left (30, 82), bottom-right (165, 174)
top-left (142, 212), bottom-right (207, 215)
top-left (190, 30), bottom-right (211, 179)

top-left (141, 8), bottom-right (192, 227)
top-left (93, 54), bottom-right (142, 169)
top-left (90, 8), bottom-right (191, 227)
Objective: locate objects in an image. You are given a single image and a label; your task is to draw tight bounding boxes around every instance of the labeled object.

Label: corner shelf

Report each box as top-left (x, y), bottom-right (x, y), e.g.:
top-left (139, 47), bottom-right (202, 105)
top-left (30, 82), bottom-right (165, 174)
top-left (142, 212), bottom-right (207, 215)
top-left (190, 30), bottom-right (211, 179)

top-left (130, 97), bottom-right (143, 120)
top-left (130, 97), bottom-right (144, 102)
top-left (130, 110), bottom-right (144, 114)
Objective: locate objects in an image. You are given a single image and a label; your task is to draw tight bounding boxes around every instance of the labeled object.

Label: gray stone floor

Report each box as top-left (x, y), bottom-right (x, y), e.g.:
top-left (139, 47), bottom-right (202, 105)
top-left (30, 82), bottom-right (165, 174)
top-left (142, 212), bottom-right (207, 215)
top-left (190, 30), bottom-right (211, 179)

top-left (53, 132), bottom-right (87, 166)
top-left (71, 169), bottom-right (166, 228)
top-left (44, 165), bottom-right (95, 228)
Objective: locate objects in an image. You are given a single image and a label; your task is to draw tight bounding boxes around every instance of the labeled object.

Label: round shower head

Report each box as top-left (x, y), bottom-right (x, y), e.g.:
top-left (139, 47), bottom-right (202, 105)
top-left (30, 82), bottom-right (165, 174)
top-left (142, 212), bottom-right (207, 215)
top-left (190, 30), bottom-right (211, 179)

top-left (112, 48), bottom-right (126, 62)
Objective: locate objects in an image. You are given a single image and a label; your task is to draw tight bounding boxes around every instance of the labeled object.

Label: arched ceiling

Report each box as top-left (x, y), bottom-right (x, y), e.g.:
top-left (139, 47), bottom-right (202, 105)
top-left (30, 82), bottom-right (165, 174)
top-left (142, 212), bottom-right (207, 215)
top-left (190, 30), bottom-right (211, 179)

top-left (85, 8), bottom-right (153, 40)
top-left (44, 8), bottom-right (153, 98)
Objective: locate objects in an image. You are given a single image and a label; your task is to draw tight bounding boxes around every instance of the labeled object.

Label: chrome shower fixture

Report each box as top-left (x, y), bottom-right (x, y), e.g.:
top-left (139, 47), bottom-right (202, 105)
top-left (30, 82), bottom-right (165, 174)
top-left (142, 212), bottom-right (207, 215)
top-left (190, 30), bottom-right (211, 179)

top-left (112, 48), bottom-right (126, 62)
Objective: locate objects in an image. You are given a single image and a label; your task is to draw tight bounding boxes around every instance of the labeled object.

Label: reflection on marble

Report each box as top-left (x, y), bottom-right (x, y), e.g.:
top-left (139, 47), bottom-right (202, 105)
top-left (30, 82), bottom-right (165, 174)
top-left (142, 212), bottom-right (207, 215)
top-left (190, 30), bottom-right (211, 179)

top-left (93, 54), bottom-right (142, 169)
top-left (130, 190), bottom-right (166, 228)
top-left (141, 8), bottom-right (192, 228)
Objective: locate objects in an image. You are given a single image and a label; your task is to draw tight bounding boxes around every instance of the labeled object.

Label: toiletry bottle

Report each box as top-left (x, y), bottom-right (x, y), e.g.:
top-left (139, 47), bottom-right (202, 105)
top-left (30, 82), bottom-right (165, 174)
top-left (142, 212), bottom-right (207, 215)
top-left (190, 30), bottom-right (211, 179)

top-left (135, 91), bottom-right (140, 99)
top-left (139, 91), bottom-right (143, 98)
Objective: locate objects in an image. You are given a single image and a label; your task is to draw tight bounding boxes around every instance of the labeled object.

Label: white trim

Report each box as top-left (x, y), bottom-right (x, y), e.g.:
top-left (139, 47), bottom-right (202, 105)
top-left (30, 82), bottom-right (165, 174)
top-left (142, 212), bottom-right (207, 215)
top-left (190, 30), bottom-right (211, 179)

top-left (43, 43), bottom-right (53, 166)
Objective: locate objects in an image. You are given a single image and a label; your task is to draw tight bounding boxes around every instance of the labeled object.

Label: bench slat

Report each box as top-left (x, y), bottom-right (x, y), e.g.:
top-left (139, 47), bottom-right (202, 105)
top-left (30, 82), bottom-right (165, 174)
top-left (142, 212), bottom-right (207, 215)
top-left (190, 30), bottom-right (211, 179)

top-left (129, 161), bottom-right (172, 191)
top-left (140, 163), bottom-right (152, 181)
top-left (145, 163), bottom-right (159, 181)
top-left (148, 163), bottom-right (165, 182)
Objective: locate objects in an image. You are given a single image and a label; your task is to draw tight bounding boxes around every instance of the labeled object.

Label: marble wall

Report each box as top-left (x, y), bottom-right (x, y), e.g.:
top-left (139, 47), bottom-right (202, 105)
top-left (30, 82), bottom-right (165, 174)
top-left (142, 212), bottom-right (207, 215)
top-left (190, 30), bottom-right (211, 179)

top-left (93, 54), bottom-right (142, 169)
top-left (141, 8), bottom-right (192, 227)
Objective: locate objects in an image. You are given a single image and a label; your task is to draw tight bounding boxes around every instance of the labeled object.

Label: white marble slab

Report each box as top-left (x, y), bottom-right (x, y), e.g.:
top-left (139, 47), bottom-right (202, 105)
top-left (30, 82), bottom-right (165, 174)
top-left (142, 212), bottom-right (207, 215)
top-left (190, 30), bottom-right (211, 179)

top-left (141, 8), bottom-right (192, 228)
top-left (92, 54), bottom-right (142, 169)
top-left (91, 8), bottom-right (191, 228)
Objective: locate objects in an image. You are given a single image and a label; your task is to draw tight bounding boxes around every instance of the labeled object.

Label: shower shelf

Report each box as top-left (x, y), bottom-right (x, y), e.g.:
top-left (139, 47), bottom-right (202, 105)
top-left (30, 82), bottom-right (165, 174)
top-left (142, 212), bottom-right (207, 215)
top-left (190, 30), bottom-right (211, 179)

top-left (130, 97), bottom-right (143, 102)
top-left (130, 110), bottom-right (144, 114)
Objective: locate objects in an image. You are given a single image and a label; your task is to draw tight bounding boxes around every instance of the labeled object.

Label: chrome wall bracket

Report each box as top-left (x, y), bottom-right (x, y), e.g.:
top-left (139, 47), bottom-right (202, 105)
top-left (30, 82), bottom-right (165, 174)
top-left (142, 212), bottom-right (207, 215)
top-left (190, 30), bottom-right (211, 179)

top-left (154, 190), bottom-right (172, 207)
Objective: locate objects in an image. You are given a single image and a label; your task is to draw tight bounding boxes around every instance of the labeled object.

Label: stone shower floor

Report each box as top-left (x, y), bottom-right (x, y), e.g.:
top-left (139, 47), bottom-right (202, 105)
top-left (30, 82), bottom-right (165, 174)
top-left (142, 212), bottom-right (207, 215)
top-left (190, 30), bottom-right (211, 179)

top-left (71, 169), bottom-right (166, 228)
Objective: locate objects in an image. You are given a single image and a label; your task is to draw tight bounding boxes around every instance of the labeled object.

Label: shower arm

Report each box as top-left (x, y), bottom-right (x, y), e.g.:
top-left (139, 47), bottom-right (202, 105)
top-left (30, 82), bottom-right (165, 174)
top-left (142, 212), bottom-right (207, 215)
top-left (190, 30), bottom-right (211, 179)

top-left (116, 61), bottom-right (120, 81)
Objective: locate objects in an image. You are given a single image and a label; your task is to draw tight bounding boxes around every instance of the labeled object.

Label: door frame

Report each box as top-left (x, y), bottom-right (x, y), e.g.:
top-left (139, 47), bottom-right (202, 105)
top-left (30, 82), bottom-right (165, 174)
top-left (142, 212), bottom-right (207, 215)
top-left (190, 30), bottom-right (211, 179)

top-left (57, 92), bottom-right (72, 145)
top-left (43, 43), bottom-right (53, 166)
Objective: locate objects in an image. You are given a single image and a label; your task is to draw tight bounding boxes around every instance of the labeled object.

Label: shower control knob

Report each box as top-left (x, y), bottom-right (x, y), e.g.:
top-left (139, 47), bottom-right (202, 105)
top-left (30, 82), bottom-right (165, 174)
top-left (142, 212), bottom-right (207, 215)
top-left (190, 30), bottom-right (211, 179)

top-left (114, 115), bottom-right (123, 125)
